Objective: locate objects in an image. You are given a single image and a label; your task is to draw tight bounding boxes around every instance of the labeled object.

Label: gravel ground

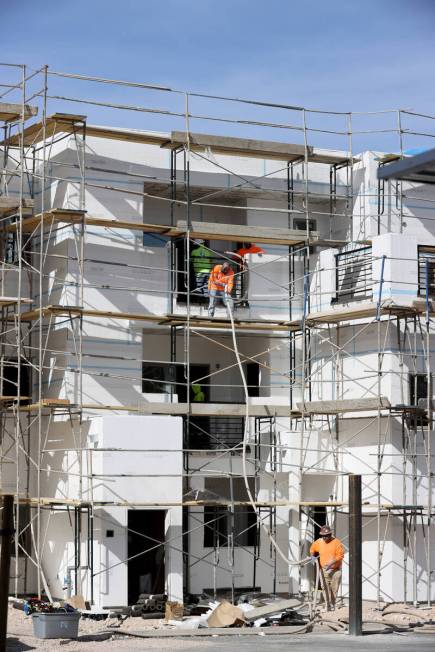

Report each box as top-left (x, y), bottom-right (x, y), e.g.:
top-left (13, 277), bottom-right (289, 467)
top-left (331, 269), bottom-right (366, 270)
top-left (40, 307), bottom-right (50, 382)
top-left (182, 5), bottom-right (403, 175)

top-left (6, 605), bottom-right (213, 650)
top-left (6, 602), bottom-right (435, 651)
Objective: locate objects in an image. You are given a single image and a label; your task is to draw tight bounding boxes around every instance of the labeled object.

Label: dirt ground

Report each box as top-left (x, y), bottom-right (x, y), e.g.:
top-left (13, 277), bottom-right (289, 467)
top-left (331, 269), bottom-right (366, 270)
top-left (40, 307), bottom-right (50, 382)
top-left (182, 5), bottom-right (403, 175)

top-left (6, 601), bottom-right (435, 650)
top-left (6, 605), bottom-right (213, 650)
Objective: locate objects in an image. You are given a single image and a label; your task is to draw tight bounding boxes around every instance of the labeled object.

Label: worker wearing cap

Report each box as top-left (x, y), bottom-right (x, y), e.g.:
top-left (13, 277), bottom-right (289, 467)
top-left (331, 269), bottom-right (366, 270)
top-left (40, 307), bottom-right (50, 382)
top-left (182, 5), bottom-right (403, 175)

top-left (208, 262), bottom-right (234, 318)
top-left (191, 239), bottom-right (213, 296)
top-left (310, 525), bottom-right (345, 607)
top-left (235, 242), bottom-right (265, 257)
top-left (233, 242), bottom-right (265, 308)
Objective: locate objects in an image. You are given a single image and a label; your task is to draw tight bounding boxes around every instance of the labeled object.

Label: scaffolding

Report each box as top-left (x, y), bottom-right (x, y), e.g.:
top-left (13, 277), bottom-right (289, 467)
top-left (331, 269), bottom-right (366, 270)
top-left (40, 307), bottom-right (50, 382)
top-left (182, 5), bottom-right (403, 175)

top-left (0, 62), bottom-right (435, 606)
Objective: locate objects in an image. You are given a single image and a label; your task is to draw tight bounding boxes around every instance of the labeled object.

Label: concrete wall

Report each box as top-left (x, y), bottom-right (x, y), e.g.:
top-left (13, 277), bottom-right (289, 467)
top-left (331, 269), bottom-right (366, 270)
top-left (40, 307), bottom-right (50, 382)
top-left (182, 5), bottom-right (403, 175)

top-left (9, 131), bottom-right (433, 604)
top-left (39, 415), bottom-right (183, 605)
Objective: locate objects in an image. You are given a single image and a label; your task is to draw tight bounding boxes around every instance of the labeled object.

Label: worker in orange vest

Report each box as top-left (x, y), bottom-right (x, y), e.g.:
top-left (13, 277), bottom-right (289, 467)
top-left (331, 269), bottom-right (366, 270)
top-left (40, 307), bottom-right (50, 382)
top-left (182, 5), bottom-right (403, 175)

top-left (235, 243), bottom-right (265, 257)
top-left (208, 262), bottom-right (234, 318)
top-left (310, 525), bottom-right (345, 608)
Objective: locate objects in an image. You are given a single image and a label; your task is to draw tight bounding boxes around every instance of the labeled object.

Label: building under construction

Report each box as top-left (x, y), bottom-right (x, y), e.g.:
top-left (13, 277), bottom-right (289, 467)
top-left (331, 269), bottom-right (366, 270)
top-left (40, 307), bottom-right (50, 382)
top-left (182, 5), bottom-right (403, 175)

top-left (1, 63), bottom-right (435, 609)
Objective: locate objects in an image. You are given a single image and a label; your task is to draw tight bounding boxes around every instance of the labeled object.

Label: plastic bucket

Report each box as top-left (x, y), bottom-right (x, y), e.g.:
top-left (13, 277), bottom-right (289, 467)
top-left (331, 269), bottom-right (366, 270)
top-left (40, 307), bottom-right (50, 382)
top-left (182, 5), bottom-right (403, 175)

top-left (32, 612), bottom-right (80, 639)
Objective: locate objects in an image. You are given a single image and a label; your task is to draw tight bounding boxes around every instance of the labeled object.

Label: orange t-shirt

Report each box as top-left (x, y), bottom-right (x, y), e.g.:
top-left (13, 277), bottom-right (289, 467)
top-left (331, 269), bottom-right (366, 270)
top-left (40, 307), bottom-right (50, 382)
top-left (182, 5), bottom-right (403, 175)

top-left (236, 244), bottom-right (265, 257)
top-left (208, 265), bottom-right (234, 293)
top-left (309, 537), bottom-right (345, 570)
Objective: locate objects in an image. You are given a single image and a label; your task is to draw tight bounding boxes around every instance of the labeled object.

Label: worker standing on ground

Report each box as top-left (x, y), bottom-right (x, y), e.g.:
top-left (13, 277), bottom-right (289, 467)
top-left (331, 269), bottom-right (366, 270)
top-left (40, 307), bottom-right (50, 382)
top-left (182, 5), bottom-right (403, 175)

top-left (310, 525), bottom-right (345, 608)
top-left (208, 261), bottom-right (234, 318)
top-left (191, 239), bottom-right (213, 296)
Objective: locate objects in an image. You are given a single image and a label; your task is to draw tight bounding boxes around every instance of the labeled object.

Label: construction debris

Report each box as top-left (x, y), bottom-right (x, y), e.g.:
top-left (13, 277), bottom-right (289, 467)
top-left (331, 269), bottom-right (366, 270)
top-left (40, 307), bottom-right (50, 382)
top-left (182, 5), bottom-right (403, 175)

top-left (164, 601), bottom-right (184, 621)
top-left (242, 598), bottom-right (303, 623)
top-left (206, 601), bottom-right (245, 628)
top-left (130, 593), bottom-right (167, 618)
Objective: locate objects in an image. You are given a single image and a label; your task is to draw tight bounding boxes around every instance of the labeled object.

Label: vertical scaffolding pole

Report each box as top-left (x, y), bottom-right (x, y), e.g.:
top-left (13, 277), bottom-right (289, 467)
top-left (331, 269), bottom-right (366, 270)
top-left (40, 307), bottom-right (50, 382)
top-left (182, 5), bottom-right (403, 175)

top-left (14, 62), bottom-right (26, 597)
top-left (348, 475), bottom-right (362, 636)
top-left (0, 495), bottom-right (14, 649)
top-left (425, 260), bottom-right (432, 606)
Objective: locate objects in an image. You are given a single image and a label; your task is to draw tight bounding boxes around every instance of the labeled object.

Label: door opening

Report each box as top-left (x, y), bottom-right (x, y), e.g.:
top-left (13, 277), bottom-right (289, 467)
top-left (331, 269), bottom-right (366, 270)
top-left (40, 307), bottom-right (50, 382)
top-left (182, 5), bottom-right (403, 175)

top-left (311, 505), bottom-right (327, 541)
top-left (127, 510), bottom-right (165, 604)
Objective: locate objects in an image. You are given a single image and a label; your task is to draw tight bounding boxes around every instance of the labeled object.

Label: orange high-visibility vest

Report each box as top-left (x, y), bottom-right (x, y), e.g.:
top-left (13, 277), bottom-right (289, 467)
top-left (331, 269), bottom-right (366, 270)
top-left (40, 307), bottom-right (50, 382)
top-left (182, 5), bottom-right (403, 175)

top-left (208, 265), bottom-right (234, 293)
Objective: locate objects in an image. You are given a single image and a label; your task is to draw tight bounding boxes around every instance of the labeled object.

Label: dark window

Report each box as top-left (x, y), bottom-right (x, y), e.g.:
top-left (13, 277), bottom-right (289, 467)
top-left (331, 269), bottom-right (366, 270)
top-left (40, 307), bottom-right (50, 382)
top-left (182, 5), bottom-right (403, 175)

top-left (293, 218), bottom-right (317, 232)
top-left (409, 373), bottom-right (431, 426)
top-left (189, 415), bottom-right (245, 450)
top-left (142, 362), bottom-right (175, 394)
top-left (11, 504), bottom-right (31, 557)
top-left (1, 360), bottom-right (30, 399)
top-left (418, 246), bottom-right (435, 298)
top-left (3, 231), bottom-right (31, 266)
top-left (310, 506), bottom-right (327, 542)
top-left (5, 233), bottom-right (18, 264)
top-left (175, 238), bottom-right (244, 305)
top-left (203, 478), bottom-right (257, 548)
top-left (246, 362), bottom-right (260, 398)
top-left (409, 373), bottom-right (429, 407)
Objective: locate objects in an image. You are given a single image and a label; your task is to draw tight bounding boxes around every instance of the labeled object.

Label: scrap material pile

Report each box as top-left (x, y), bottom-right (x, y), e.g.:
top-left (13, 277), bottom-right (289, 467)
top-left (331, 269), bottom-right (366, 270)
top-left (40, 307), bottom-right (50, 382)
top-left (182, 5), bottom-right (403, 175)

top-left (7, 597), bottom-right (435, 644)
top-left (126, 597), bottom-right (435, 636)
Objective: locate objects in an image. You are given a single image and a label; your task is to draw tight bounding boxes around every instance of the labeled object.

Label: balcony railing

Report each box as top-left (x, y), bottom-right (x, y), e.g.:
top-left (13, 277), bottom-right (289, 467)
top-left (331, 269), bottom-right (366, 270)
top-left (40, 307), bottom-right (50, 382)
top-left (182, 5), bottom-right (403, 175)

top-left (333, 246), bottom-right (372, 303)
top-left (418, 246), bottom-right (435, 298)
top-left (187, 415), bottom-right (245, 450)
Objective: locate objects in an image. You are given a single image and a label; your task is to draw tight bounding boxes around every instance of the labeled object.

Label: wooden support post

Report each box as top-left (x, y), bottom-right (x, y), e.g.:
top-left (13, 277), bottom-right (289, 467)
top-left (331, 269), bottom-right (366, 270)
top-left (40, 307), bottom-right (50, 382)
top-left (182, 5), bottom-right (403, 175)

top-left (0, 495), bottom-right (14, 649)
top-left (349, 475), bottom-right (362, 636)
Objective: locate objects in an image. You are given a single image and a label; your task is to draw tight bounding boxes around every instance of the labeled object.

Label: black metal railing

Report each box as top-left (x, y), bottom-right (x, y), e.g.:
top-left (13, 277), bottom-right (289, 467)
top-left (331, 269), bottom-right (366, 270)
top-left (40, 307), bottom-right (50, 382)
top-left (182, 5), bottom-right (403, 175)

top-left (418, 246), bottom-right (435, 298)
top-left (187, 415), bottom-right (245, 450)
top-left (333, 246), bottom-right (372, 303)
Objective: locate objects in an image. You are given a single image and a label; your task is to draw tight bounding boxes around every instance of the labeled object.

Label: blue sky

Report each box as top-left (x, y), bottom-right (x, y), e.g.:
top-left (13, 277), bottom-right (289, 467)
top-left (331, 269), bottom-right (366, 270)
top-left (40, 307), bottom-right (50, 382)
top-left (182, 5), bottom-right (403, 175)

top-left (2, 0), bottom-right (435, 152)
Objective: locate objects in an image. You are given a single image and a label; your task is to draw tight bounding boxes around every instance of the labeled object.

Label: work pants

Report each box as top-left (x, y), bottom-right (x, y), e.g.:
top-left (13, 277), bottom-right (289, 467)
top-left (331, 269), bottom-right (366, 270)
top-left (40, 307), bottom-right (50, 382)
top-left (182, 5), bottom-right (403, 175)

top-left (208, 289), bottom-right (233, 317)
top-left (322, 568), bottom-right (341, 606)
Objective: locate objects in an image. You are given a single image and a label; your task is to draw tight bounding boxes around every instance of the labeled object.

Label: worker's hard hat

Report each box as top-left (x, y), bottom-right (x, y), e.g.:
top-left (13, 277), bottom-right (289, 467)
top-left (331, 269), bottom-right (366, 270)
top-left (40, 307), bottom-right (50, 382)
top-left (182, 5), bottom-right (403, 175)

top-left (194, 239), bottom-right (204, 245)
top-left (319, 525), bottom-right (332, 536)
top-left (221, 262), bottom-right (230, 271)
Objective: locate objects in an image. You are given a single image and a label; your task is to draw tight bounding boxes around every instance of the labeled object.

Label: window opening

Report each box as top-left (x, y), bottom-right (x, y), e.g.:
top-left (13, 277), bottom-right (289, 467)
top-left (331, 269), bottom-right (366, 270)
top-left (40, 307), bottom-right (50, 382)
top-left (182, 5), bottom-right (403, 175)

top-left (203, 477), bottom-right (256, 548)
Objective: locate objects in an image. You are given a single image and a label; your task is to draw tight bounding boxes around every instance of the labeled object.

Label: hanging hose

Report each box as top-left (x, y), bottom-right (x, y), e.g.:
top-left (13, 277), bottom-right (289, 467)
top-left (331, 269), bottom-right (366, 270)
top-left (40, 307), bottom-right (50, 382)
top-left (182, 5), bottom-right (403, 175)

top-left (226, 301), bottom-right (308, 569)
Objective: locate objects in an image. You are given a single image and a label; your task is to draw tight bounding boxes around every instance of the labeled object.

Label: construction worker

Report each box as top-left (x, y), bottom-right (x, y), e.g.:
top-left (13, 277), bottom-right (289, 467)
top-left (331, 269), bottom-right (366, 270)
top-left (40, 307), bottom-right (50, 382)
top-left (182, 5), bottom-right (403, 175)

top-left (191, 239), bottom-right (213, 296)
top-left (208, 261), bottom-right (234, 318)
top-left (310, 525), bottom-right (345, 608)
top-left (233, 242), bottom-right (265, 307)
top-left (192, 383), bottom-right (205, 402)
top-left (235, 242), bottom-right (265, 257)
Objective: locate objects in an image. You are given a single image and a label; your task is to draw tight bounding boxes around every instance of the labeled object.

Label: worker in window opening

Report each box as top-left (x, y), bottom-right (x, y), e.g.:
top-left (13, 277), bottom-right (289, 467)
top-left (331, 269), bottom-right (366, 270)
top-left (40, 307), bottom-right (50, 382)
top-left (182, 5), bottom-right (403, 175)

top-left (310, 525), bottom-right (345, 608)
top-left (208, 261), bottom-right (234, 318)
top-left (191, 239), bottom-right (213, 296)
top-left (235, 242), bottom-right (265, 257)
top-left (191, 383), bottom-right (205, 402)
top-left (233, 243), bottom-right (265, 308)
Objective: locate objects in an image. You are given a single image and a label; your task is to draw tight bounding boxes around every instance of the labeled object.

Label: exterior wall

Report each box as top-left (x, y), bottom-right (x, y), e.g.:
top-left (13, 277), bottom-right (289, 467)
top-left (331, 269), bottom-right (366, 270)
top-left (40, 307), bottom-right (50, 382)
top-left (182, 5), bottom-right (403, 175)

top-left (40, 415), bottom-right (183, 606)
top-left (13, 131), bottom-right (434, 604)
top-left (352, 151), bottom-right (435, 242)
